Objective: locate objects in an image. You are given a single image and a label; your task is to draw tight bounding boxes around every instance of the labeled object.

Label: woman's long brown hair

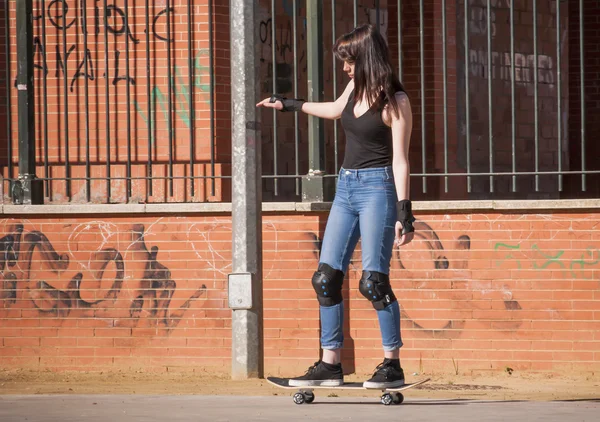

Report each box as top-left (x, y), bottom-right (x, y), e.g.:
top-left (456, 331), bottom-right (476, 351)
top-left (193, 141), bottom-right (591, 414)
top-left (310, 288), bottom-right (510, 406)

top-left (333, 24), bottom-right (405, 118)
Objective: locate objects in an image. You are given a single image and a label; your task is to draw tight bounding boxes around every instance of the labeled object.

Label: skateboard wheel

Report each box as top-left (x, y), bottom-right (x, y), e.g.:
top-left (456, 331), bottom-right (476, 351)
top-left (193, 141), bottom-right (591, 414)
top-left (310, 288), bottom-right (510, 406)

top-left (391, 392), bottom-right (404, 405)
top-left (303, 392), bottom-right (315, 403)
top-left (381, 393), bottom-right (393, 406)
top-left (293, 392), bottom-right (305, 405)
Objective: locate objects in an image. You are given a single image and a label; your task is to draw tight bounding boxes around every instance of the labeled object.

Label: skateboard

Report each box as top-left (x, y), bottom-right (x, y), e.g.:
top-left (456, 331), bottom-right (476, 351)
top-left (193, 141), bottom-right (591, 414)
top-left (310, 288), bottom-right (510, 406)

top-left (266, 376), bottom-right (430, 405)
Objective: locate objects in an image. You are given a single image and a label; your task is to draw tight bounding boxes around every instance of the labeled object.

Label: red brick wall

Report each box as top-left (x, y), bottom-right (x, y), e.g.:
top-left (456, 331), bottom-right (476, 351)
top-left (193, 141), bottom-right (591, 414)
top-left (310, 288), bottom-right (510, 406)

top-left (1, 211), bottom-right (599, 375)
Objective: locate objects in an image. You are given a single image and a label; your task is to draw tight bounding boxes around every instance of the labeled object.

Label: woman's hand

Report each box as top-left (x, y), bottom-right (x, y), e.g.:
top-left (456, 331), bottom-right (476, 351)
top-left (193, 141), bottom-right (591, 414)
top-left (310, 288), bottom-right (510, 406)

top-left (394, 221), bottom-right (414, 247)
top-left (256, 97), bottom-right (283, 110)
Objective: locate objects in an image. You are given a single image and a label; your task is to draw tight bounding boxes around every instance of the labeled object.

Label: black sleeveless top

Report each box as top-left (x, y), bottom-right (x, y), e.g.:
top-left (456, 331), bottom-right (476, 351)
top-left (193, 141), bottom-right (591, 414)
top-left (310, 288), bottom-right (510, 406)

top-left (340, 90), bottom-right (393, 169)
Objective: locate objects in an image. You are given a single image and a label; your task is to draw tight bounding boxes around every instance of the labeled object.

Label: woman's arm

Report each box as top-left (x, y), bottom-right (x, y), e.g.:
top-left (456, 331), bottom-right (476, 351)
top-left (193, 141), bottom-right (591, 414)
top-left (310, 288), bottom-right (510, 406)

top-left (388, 91), bottom-right (414, 246)
top-left (256, 80), bottom-right (354, 120)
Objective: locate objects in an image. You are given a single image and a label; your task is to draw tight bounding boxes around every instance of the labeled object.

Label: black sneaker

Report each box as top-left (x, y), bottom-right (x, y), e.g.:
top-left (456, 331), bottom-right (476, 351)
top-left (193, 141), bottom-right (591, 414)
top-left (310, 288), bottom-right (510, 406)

top-left (288, 360), bottom-right (344, 387)
top-left (362, 358), bottom-right (405, 389)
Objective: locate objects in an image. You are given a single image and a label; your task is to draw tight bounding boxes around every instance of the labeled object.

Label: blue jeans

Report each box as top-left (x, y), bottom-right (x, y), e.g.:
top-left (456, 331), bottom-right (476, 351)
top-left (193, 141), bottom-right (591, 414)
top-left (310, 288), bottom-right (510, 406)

top-left (319, 166), bottom-right (403, 352)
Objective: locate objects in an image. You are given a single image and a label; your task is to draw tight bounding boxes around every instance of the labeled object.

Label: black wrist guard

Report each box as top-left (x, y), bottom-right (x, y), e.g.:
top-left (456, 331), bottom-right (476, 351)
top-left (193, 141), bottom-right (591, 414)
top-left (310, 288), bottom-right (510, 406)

top-left (396, 199), bottom-right (416, 235)
top-left (270, 94), bottom-right (305, 112)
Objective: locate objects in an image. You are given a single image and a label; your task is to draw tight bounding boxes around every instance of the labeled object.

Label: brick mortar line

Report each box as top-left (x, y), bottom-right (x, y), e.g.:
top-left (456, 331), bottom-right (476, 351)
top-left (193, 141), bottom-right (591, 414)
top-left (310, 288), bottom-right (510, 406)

top-left (3, 199), bottom-right (600, 215)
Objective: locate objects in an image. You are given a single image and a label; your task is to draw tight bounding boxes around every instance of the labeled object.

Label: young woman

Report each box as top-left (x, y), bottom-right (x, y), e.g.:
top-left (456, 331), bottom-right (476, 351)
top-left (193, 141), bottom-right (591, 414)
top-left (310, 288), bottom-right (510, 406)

top-left (257, 24), bottom-right (415, 389)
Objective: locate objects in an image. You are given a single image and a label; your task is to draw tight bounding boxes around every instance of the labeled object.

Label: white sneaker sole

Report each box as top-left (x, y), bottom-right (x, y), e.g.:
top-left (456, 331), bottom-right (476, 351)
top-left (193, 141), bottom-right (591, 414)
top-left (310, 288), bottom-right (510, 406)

top-left (363, 379), bottom-right (405, 389)
top-left (288, 379), bottom-right (344, 387)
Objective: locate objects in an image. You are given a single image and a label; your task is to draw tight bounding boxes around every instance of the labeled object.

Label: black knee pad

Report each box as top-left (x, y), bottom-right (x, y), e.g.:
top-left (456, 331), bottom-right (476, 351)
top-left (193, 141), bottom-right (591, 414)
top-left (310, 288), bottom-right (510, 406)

top-left (358, 271), bottom-right (397, 310)
top-left (311, 263), bottom-right (344, 307)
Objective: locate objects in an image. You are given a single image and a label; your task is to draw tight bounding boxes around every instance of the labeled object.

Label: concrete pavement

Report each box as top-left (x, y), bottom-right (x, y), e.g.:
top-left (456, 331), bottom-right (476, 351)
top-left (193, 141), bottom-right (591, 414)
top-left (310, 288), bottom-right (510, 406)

top-left (1, 394), bottom-right (599, 421)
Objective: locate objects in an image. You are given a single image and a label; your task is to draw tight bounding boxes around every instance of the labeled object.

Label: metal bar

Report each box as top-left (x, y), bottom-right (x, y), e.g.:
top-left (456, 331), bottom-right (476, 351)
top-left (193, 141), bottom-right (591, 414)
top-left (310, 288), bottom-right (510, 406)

top-left (103, 0), bottom-right (111, 200)
top-left (124, 0), bottom-right (131, 201)
top-left (442, 0), bottom-right (448, 193)
top-left (419, 0), bottom-right (426, 193)
top-left (4, 0), bottom-right (10, 184)
top-left (332, 0), bottom-right (338, 174)
top-left (209, 0), bottom-right (215, 196)
top-left (464, 0), bottom-right (471, 192)
top-left (167, 0), bottom-right (174, 197)
top-left (397, 0), bottom-right (402, 80)
top-left (62, 0), bottom-right (70, 199)
top-left (34, 175), bottom-right (235, 181)
top-left (556, 0), bottom-right (562, 191)
top-left (41, 0), bottom-right (48, 196)
top-left (354, 0), bottom-right (358, 27)
top-left (26, 168), bottom-right (600, 182)
top-left (406, 170), bottom-right (600, 177)
top-left (188, 0), bottom-right (195, 197)
top-left (294, 0), bottom-right (300, 195)
top-left (83, 0), bottom-right (90, 202)
top-left (510, 0), bottom-right (516, 192)
top-left (271, 0), bottom-right (278, 196)
top-left (487, 0), bottom-right (493, 193)
top-left (16, 0), bottom-right (40, 204)
top-left (580, 0), bottom-right (586, 191)
top-left (229, 0), bottom-right (263, 380)
top-left (303, 0), bottom-right (329, 202)
top-left (307, 0), bottom-right (324, 173)
top-left (533, 0), bottom-right (539, 192)
top-left (145, 0), bottom-right (152, 197)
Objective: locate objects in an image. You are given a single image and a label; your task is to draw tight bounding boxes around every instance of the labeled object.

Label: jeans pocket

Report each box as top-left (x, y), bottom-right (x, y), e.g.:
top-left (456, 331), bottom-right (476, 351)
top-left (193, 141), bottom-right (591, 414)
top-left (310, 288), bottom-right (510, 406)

top-left (359, 175), bottom-right (387, 190)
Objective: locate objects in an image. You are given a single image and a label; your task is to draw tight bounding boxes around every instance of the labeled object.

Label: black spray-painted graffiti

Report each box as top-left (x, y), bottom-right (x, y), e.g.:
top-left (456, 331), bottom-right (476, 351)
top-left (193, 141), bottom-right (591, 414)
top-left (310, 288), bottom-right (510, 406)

top-left (29, 0), bottom-right (141, 91)
top-left (0, 223), bottom-right (206, 331)
top-left (25, 0), bottom-right (214, 133)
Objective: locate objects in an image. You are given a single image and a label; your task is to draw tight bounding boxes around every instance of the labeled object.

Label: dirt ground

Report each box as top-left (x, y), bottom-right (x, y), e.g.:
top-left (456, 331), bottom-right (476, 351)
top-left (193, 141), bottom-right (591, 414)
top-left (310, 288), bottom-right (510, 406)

top-left (1, 369), bottom-right (599, 401)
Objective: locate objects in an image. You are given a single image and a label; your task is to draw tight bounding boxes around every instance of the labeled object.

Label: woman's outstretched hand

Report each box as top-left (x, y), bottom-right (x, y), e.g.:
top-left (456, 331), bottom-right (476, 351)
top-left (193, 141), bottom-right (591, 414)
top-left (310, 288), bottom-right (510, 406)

top-left (256, 97), bottom-right (283, 110)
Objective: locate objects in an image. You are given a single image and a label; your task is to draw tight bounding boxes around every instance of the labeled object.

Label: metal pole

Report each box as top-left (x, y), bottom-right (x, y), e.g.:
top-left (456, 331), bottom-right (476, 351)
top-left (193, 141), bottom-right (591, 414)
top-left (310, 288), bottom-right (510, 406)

top-left (442, 0), bottom-right (448, 193)
top-left (556, 0), bottom-right (562, 192)
top-left (579, 0), bottom-right (586, 192)
top-left (533, 1), bottom-right (539, 192)
top-left (487, 0), bottom-right (493, 193)
top-left (419, 0), bottom-right (426, 193)
top-left (303, 0), bottom-right (332, 202)
top-left (14, 0), bottom-right (42, 204)
top-left (510, 0), bottom-right (516, 192)
top-left (229, 0), bottom-right (263, 380)
top-left (307, 0), bottom-right (324, 173)
top-left (464, 0), bottom-right (471, 193)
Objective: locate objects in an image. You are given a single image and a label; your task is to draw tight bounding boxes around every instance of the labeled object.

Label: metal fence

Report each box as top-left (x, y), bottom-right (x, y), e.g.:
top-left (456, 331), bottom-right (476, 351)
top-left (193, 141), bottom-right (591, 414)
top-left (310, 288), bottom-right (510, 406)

top-left (259, 0), bottom-right (597, 202)
top-left (0, 0), bottom-right (597, 204)
top-left (1, 0), bottom-right (219, 204)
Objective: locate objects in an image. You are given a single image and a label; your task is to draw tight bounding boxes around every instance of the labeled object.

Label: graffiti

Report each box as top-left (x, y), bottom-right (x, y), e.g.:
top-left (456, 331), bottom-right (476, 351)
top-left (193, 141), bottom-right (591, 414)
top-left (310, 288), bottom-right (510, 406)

top-left (71, 48), bottom-right (96, 91)
top-left (495, 242), bottom-right (600, 279)
top-left (152, 7), bottom-right (175, 42)
top-left (112, 50), bottom-right (135, 86)
top-left (27, 1), bottom-right (213, 130)
top-left (28, 1), bottom-right (141, 91)
top-left (259, 18), bottom-right (297, 63)
top-left (469, 5), bottom-right (496, 37)
top-left (0, 222), bottom-right (207, 331)
top-left (105, 4), bottom-right (140, 44)
top-left (301, 220), bottom-right (529, 338)
top-left (133, 49), bottom-right (212, 134)
top-left (469, 49), bottom-right (555, 85)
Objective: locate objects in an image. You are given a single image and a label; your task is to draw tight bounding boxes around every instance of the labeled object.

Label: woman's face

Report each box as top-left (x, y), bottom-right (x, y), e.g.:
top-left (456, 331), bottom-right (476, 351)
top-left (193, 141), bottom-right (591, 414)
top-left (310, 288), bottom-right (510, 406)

top-left (343, 60), bottom-right (355, 79)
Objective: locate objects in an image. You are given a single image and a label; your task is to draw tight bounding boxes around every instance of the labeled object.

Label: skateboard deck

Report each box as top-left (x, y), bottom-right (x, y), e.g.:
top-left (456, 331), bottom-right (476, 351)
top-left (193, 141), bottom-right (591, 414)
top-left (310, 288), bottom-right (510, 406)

top-left (266, 376), bottom-right (430, 405)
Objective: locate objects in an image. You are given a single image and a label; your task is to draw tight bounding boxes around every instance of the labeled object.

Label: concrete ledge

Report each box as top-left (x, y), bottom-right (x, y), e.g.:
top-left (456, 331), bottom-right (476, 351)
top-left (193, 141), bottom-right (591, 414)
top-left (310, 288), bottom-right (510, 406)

top-left (2, 199), bottom-right (599, 215)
